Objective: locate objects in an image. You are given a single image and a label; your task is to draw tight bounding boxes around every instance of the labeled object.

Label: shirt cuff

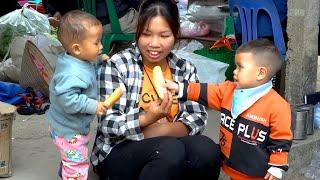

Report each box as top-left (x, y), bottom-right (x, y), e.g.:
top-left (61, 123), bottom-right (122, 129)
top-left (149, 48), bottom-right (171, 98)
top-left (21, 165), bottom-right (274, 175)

top-left (268, 166), bottom-right (284, 179)
top-left (86, 99), bottom-right (99, 115)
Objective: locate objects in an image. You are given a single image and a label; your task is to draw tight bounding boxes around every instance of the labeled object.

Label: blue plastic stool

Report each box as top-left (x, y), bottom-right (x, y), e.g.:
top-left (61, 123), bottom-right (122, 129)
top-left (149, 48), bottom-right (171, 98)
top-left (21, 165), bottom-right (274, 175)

top-left (229, 0), bottom-right (286, 60)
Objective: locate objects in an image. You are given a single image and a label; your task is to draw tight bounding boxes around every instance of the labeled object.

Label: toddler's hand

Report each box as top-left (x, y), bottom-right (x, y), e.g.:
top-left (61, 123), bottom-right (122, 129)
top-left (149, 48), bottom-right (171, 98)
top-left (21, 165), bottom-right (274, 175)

top-left (164, 80), bottom-right (179, 93)
top-left (264, 172), bottom-right (279, 180)
top-left (96, 102), bottom-right (109, 116)
top-left (99, 54), bottom-right (110, 61)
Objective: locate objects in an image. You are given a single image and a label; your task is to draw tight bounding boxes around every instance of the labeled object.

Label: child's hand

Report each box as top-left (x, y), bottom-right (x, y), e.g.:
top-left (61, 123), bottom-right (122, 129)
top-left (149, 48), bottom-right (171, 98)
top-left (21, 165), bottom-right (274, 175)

top-left (98, 54), bottom-right (110, 61)
top-left (264, 172), bottom-right (279, 180)
top-left (164, 80), bottom-right (179, 93)
top-left (96, 102), bottom-right (109, 116)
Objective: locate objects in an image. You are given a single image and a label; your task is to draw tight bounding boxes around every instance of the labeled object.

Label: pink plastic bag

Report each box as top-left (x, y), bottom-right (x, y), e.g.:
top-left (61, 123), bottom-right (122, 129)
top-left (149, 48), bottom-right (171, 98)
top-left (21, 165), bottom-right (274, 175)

top-left (180, 20), bottom-right (211, 37)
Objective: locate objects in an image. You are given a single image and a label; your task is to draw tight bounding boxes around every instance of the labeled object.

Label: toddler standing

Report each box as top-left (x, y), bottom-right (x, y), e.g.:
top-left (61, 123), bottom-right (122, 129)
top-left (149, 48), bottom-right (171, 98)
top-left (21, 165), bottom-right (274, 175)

top-left (166, 38), bottom-right (292, 180)
top-left (46, 10), bottom-right (109, 180)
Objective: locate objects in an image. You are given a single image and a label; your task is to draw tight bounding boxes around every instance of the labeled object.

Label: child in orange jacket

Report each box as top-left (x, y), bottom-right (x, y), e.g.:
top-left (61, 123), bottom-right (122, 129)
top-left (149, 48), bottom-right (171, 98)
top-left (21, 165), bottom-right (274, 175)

top-left (166, 38), bottom-right (292, 180)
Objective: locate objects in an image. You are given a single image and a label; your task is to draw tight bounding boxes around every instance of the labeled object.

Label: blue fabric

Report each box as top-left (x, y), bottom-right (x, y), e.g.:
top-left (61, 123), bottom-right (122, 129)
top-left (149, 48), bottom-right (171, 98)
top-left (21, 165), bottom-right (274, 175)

top-left (46, 53), bottom-right (98, 140)
top-left (231, 81), bottom-right (272, 119)
top-left (234, 0), bottom-right (287, 37)
top-left (0, 81), bottom-right (26, 105)
top-left (230, 0), bottom-right (287, 60)
top-left (28, 0), bottom-right (42, 4)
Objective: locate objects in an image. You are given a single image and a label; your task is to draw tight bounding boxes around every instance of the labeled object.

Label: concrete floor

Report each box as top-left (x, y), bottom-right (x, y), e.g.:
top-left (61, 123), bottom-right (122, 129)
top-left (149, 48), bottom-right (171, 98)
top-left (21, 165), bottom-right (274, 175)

top-left (4, 108), bottom-right (320, 180)
top-left (4, 109), bottom-right (221, 180)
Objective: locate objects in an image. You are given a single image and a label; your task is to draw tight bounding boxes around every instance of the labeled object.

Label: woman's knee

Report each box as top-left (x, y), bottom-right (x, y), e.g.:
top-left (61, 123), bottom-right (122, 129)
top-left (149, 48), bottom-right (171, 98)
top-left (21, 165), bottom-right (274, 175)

top-left (181, 135), bottom-right (221, 166)
top-left (138, 137), bottom-right (186, 180)
top-left (180, 135), bottom-right (221, 179)
top-left (155, 137), bottom-right (186, 166)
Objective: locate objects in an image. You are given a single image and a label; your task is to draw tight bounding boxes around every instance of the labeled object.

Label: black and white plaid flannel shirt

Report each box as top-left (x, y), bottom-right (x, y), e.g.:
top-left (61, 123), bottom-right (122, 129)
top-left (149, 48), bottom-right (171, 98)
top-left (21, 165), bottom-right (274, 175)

top-left (91, 44), bottom-right (207, 167)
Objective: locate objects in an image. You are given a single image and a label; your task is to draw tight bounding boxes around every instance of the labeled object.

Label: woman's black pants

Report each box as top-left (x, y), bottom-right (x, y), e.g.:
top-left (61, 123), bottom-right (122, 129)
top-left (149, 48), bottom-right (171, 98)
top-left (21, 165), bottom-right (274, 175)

top-left (97, 135), bottom-right (221, 180)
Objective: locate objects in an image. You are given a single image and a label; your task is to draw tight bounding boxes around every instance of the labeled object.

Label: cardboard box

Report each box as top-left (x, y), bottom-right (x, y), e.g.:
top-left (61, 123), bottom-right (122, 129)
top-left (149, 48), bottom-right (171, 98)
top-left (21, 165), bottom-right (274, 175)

top-left (0, 102), bottom-right (16, 177)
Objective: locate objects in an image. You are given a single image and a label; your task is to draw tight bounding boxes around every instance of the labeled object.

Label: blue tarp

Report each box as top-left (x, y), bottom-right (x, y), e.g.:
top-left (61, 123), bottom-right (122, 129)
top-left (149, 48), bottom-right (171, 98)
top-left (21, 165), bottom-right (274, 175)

top-left (0, 81), bottom-right (26, 105)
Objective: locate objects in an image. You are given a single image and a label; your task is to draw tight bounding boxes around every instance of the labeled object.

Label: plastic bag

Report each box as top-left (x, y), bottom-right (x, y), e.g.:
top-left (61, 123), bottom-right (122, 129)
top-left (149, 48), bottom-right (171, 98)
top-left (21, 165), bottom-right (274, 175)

top-left (0, 5), bottom-right (50, 35)
top-left (179, 40), bottom-right (204, 52)
top-left (188, 3), bottom-right (228, 22)
top-left (174, 41), bottom-right (228, 83)
top-left (0, 58), bottom-right (20, 83)
top-left (180, 20), bottom-right (211, 37)
top-left (0, 5), bottom-right (50, 59)
top-left (178, 0), bottom-right (188, 19)
top-left (187, 3), bottom-right (229, 34)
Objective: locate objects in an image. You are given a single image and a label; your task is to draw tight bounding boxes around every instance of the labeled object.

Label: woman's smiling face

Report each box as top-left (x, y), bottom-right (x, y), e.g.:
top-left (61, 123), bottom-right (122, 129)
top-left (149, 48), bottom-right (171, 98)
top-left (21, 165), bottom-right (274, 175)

top-left (138, 15), bottom-right (175, 68)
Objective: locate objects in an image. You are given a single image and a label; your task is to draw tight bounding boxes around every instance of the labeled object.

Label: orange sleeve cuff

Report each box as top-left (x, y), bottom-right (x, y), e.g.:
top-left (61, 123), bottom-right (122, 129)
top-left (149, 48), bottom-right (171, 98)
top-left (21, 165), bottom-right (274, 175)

top-left (269, 152), bottom-right (288, 165)
top-left (187, 83), bottom-right (200, 102)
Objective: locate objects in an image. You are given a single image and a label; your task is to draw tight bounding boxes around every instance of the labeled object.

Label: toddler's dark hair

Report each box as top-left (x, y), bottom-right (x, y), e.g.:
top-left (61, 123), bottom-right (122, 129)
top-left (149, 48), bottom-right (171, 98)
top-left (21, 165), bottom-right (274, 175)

top-left (236, 38), bottom-right (282, 78)
top-left (58, 10), bottom-right (101, 49)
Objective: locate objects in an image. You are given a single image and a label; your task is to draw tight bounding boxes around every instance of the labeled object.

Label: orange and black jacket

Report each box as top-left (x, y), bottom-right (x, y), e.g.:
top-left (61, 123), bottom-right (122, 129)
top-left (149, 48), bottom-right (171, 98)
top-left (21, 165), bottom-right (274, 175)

top-left (181, 81), bottom-right (292, 178)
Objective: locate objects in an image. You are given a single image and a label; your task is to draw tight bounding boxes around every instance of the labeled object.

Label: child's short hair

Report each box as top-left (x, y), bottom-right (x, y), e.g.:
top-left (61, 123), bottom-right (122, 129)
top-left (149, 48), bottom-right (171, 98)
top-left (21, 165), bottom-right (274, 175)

top-left (58, 10), bottom-right (101, 49)
top-left (236, 38), bottom-right (282, 79)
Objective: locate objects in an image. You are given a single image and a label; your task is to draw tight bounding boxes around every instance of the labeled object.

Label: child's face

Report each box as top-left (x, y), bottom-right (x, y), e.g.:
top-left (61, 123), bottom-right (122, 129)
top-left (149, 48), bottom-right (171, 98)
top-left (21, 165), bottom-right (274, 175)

top-left (233, 52), bottom-right (261, 89)
top-left (76, 25), bottom-right (103, 61)
top-left (137, 16), bottom-right (175, 68)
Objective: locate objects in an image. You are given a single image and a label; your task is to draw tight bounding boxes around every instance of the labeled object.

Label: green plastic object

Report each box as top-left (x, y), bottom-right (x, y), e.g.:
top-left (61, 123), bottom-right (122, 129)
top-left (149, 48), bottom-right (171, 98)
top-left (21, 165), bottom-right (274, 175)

top-left (82, 0), bottom-right (135, 53)
top-left (194, 16), bottom-right (237, 81)
top-left (194, 44), bottom-right (236, 81)
top-left (223, 16), bottom-right (236, 37)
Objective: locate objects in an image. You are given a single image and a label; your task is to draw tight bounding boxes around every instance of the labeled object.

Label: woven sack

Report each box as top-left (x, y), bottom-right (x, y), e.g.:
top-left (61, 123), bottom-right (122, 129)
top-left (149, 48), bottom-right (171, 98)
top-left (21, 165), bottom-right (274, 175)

top-left (19, 40), bottom-right (53, 97)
